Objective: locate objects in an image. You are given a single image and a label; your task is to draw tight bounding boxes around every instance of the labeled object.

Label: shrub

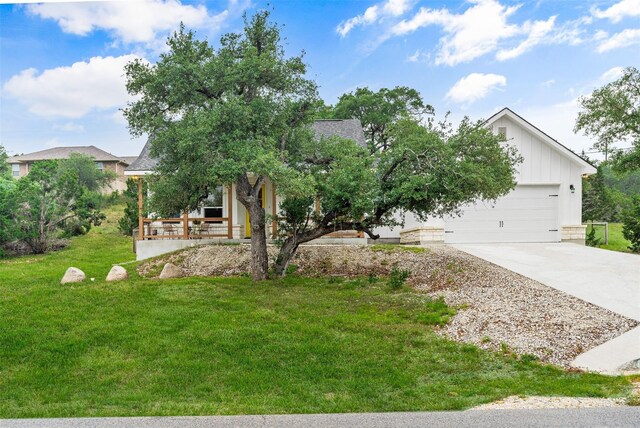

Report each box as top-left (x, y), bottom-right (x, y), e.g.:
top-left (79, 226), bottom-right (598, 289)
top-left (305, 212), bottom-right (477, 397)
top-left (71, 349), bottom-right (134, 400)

top-left (585, 225), bottom-right (601, 247)
top-left (388, 266), bottom-right (410, 290)
top-left (622, 196), bottom-right (640, 253)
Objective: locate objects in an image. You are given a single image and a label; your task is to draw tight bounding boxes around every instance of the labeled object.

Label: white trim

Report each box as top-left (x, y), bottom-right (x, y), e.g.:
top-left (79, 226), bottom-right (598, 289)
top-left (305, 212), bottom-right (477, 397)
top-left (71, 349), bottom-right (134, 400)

top-left (487, 108), bottom-right (596, 174)
top-left (124, 170), bottom-right (153, 176)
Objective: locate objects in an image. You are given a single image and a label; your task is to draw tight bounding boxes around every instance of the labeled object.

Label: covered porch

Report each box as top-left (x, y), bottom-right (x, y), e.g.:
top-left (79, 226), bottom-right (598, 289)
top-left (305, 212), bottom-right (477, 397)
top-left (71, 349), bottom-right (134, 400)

top-left (132, 177), bottom-right (279, 241)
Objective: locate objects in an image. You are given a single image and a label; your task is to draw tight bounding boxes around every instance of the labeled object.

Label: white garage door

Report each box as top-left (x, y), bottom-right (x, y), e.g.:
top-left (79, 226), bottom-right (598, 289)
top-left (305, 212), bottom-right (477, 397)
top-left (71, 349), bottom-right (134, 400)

top-left (444, 185), bottom-right (560, 244)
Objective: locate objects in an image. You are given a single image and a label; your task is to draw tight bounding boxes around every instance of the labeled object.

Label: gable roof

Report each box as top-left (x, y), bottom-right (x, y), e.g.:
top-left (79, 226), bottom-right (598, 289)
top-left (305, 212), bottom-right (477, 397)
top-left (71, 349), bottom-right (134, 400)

top-left (312, 119), bottom-right (367, 148)
top-left (125, 119), bottom-right (368, 175)
top-left (119, 156), bottom-right (139, 165)
top-left (8, 145), bottom-right (126, 163)
top-left (487, 107), bottom-right (596, 173)
top-left (125, 136), bottom-right (158, 174)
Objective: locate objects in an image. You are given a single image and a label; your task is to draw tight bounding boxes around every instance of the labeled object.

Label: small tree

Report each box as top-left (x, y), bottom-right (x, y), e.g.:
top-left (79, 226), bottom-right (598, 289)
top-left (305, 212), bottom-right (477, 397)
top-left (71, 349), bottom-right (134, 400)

top-left (0, 144), bottom-right (10, 178)
top-left (575, 66), bottom-right (640, 169)
top-left (59, 153), bottom-right (116, 192)
top-left (622, 196), bottom-right (640, 253)
top-left (7, 159), bottom-right (110, 254)
top-left (119, 178), bottom-right (148, 235)
top-left (332, 87), bottom-right (433, 152)
top-left (582, 165), bottom-right (623, 222)
top-left (273, 117), bottom-right (520, 275)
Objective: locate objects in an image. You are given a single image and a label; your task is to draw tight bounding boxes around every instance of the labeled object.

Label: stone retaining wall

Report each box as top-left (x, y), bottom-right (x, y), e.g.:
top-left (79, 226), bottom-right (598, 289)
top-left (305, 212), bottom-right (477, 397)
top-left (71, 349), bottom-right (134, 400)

top-left (400, 226), bottom-right (445, 244)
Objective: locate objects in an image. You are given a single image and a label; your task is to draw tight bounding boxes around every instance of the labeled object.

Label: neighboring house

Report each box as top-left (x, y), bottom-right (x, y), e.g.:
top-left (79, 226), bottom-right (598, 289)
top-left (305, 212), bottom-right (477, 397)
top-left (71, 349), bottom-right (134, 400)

top-left (375, 108), bottom-right (597, 245)
top-left (7, 145), bottom-right (135, 192)
top-left (126, 110), bottom-right (596, 260)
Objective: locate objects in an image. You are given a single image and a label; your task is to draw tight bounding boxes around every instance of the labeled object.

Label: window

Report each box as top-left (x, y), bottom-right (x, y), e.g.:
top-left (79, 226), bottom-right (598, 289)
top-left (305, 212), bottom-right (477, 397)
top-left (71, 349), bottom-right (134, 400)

top-left (95, 161), bottom-right (104, 172)
top-left (12, 164), bottom-right (20, 177)
top-left (497, 126), bottom-right (507, 139)
top-left (202, 186), bottom-right (223, 222)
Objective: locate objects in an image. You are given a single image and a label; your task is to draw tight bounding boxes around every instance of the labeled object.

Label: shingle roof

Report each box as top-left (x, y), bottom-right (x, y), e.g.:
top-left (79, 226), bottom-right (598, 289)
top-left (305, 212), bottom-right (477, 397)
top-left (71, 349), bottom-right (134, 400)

top-left (312, 119), bottom-right (367, 148)
top-left (118, 156), bottom-right (139, 165)
top-left (126, 119), bottom-right (368, 173)
top-left (125, 136), bottom-right (158, 172)
top-left (8, 145), bottom-right (125, 163)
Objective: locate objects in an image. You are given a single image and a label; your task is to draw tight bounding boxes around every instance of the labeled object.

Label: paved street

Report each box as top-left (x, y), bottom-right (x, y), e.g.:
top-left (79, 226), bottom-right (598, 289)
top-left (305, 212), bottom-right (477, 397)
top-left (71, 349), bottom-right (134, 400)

top-left (3, 408), bottom-right (640, 428)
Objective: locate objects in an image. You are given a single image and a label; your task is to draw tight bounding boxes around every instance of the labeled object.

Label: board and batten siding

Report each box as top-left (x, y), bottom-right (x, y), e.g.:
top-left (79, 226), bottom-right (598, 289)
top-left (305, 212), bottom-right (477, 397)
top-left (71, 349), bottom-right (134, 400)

top-left (493, 116), bottom-right (583, 226)
top-left (373, 109), bottom-right (593, 240)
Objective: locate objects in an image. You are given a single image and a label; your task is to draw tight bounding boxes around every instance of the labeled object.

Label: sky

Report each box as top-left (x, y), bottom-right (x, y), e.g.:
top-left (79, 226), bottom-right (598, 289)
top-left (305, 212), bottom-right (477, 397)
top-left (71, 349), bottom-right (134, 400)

top-left (1, 0), bottom-right (639, 160)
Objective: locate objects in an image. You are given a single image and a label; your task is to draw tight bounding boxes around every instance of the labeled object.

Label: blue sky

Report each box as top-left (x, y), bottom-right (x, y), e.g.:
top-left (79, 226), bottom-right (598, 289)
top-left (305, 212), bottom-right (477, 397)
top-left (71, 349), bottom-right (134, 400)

top-left (1, 0), bottom-right (639, 160)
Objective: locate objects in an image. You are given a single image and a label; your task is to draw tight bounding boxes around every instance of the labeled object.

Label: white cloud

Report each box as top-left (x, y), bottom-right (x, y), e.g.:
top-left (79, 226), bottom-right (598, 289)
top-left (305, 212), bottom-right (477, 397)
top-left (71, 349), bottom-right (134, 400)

top-left (446, 73), bottom-right (507, 105)
top-left (389, 0), bottom-right (565, 66)
top-left (53, 122), bottom-right (85, 132)
top-left (26, 0), bottom-right (232, 46)
top-left (592, 0), bottom-right (640, 23)
top-left (540, 79), bottom-right (556, 88)
top-left (597, 28), bottom-right (640, 52)
top-left (406, 49), bottom-right (430, 63)
top-left (3, 55), bottom-right (143, 118)
top-left (496, 16), bottom-right (556, 61)
top-left (337, 0), bottom-right (413, 36)
top-left (600, 66), bottom-right (625, 82)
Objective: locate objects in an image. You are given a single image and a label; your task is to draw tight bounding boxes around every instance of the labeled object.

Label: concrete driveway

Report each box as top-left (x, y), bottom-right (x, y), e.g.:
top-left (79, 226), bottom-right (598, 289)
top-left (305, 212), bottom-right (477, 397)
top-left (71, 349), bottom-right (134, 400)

top-left (453, 243), bottom-right (640, 373)
top-left (453, 243), bottom-right (639, 320)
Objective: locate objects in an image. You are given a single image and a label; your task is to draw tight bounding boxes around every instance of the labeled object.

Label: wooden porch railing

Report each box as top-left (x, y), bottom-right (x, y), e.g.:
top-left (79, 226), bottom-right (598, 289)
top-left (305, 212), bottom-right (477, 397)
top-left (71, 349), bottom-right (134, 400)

top-left (141, 216), bottom-right (233, 240)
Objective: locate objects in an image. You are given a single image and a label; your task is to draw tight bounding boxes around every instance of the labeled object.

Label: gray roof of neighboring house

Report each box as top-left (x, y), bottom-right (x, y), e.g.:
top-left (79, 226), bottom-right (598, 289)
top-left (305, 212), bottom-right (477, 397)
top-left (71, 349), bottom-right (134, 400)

top-left (125, 119), bottom-right (367, 173)
top-left (8, 145), bottom-right (126, 163)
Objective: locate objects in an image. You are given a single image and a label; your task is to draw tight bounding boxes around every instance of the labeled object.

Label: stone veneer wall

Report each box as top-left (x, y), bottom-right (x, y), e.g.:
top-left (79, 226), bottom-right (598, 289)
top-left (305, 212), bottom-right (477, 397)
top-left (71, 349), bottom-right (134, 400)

top-left (561, 225), bottom-right (587, 245)
top-left (400, 226), bottom-right (445, 245)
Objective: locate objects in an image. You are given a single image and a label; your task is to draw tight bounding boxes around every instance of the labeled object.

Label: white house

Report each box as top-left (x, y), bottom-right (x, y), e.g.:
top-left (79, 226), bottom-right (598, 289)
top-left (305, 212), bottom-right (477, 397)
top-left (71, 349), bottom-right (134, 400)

top-left (377, 107), bottom-right (596, 245)
top-left (126, 109), bottom-right (596, 260)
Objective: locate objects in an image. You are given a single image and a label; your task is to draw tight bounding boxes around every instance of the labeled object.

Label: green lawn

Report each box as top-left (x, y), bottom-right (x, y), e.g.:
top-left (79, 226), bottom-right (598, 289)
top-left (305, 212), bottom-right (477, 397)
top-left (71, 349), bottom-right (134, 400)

top-left (587, 222), bottom-right (633, 253)
top-left (0, 206), bottom-right (633, 418)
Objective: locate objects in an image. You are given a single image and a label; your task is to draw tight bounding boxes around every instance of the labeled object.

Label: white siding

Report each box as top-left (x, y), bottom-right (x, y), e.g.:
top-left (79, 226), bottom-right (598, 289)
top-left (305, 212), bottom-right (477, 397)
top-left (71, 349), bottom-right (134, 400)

top-left (375, 111), bottom-right (591, 239)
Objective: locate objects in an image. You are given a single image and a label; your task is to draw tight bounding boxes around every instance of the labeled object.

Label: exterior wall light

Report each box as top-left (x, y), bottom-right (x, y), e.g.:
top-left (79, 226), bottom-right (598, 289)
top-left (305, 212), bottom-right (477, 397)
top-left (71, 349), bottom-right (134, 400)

top-left (570, 184), bottom-right (575, 193)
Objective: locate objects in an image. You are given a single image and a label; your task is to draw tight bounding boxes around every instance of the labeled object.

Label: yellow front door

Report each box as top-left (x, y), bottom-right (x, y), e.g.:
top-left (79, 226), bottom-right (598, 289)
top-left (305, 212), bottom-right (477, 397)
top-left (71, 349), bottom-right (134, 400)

top-left (245, 185), bottom-right (266, 238)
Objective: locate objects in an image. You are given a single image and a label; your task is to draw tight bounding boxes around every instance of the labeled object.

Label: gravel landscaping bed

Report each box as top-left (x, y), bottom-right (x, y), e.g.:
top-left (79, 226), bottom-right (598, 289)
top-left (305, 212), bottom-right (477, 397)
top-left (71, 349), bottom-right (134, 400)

top-left (139, 243), bottom-right (638, 367)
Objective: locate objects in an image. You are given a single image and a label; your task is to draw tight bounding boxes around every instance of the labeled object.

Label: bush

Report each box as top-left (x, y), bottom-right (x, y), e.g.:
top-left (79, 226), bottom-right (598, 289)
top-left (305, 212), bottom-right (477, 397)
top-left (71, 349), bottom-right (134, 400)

top-left (119, 178), bottom-right (147, 236)
top-left (585, 225), bottom-right (601, 247)
top-left (622, 196), bottom-right (640, 253)
top-left (388, 266), bottom-right (410, 290)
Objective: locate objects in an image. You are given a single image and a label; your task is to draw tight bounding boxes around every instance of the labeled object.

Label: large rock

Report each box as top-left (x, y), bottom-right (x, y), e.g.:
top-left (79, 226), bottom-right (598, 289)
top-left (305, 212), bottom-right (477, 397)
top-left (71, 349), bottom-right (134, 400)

top-left (106, 265), bottom-right (128, 282)
top-left (61, 267), bottom-right (86, 284)
top-left (159, 263), bottom-right (183, 279)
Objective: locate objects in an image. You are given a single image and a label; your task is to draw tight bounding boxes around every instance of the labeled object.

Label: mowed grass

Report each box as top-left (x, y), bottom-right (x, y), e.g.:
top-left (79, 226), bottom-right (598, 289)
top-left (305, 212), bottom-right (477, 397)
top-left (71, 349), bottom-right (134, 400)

top-left (587, 222), bottom-right (634, 253)
top-left (0, 206), bottom-right (633, 418)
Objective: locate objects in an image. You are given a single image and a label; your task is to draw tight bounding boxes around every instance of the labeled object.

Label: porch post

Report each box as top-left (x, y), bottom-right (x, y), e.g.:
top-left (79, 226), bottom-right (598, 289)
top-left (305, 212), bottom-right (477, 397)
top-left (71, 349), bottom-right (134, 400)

top-left (183, 210), bottom-right (188, 239)
top-left (227, 185), bottom-right (233, 239)
top-left (271, 184), bottom-right (277, 238)
top-left (137, 177), bottom-right (144, 240)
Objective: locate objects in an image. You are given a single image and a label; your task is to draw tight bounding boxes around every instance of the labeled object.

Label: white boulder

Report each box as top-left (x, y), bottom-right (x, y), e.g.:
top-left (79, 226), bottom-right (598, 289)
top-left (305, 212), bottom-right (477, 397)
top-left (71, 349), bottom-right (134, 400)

top-left (106, 265), bottom-right (128, 282)
top-left (159, 263), bottom-right (184, 279)
top-left (61, 267), bottom-right (86, 284)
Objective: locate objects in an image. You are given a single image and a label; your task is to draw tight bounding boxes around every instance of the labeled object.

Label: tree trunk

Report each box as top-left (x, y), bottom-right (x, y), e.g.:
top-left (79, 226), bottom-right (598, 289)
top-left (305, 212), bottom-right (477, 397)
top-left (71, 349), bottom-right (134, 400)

top-left (273, 237), bottom-right (299, 277)
top-left (247, 203), bottom-right (269, 281)
top-left (236, 175), bottom-right (269, 281)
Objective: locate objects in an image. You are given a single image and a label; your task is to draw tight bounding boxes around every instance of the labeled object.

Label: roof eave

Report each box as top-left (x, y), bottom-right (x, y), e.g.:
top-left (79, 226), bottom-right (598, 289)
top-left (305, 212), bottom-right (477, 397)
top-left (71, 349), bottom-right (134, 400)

top-left (487, 107), bottom-right (596, 174)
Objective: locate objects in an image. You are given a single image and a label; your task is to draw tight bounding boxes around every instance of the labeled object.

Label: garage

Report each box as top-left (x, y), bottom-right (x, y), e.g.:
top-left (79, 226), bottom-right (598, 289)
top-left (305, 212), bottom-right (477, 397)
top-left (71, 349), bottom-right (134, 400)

top-left (443, 185), bottom-right (560, 244)
top-left (376, 108), bottom-right (597, 245)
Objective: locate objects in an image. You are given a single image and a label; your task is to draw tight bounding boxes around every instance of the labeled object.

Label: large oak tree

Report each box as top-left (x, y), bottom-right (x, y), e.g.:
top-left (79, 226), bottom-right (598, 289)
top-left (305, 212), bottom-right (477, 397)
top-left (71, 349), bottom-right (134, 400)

top-left (124, 12), bottom-right (318, 280)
